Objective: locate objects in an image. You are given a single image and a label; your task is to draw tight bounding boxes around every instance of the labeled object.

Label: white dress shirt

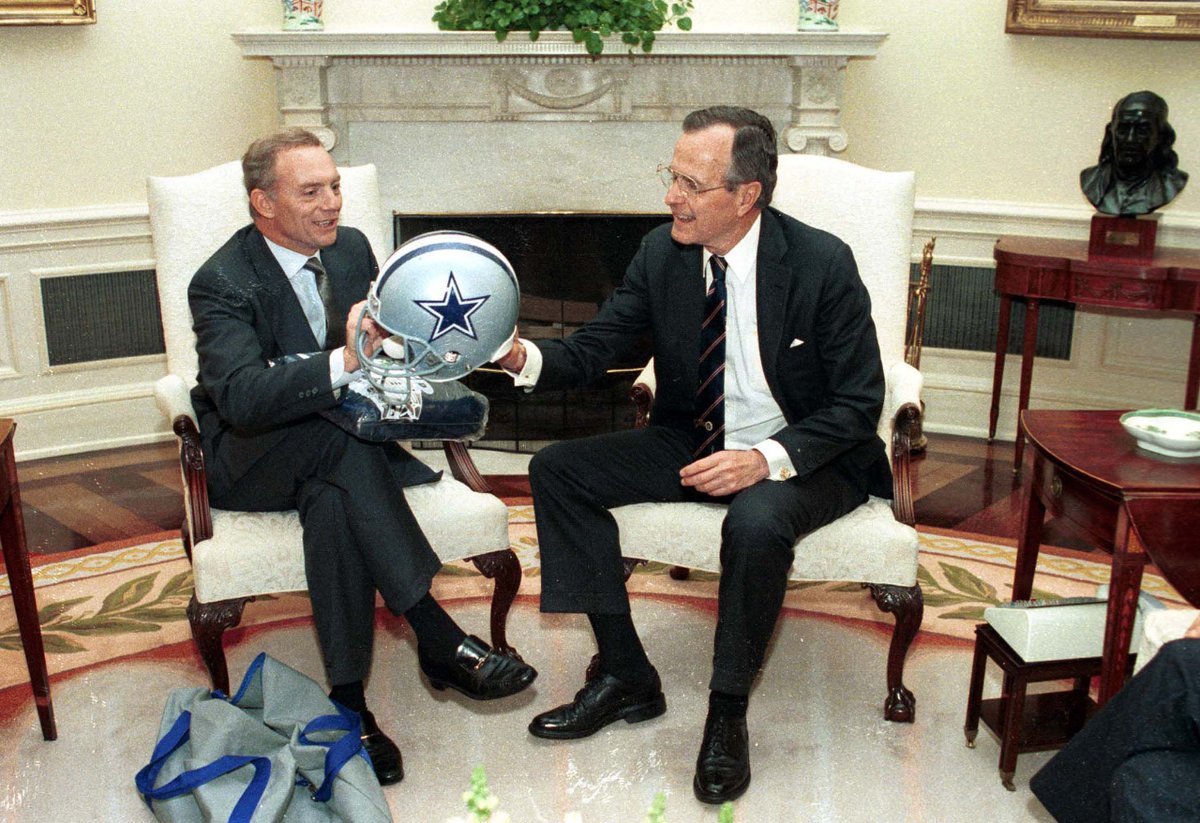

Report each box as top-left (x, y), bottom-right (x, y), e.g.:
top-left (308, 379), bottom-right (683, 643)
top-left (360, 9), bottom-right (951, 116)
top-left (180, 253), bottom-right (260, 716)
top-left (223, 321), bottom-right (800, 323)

top-left (264, 237), bottom-right (354, 389)
top-left (512, 215), bottom-right (798, 480)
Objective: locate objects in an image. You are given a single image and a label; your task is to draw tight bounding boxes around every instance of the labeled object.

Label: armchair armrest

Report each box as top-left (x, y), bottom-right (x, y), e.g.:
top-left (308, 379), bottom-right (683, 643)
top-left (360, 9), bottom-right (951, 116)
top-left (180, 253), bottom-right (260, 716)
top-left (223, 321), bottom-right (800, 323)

top-left (885, 361), bottom-right (923, 528)
top-left (630, 359), bottom-right (656, 429)
top-left (886, 361), bottom-right (923, 417)
top-left (154, 375), bottom-right (212, 552)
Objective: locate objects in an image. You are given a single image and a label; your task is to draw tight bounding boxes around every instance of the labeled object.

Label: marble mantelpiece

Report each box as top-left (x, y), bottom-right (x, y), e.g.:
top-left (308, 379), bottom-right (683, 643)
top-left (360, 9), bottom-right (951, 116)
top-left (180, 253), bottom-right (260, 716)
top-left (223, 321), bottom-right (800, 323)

top-left (232, 29), bottom-right (887, 215)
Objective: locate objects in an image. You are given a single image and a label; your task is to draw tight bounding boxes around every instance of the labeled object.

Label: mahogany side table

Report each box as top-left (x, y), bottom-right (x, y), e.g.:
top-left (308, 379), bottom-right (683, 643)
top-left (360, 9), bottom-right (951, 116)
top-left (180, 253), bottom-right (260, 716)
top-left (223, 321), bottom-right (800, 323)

top-left (990, 236), bottom-right (1200, 472)
top-left (0, 419), bottom-right (57, 740)
top-left (1012, 409), bottom-right (1200, 707)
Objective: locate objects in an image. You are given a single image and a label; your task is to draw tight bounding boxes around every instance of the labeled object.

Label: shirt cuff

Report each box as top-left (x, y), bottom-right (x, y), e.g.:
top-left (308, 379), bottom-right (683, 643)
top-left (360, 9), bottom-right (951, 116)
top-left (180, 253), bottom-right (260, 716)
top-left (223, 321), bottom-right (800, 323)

top-left (329, 347), bottom-right (356, 390)
top-left (753, 439), bottom-right (797, 481)
top-left (511, 338), bottom-right (542, 391)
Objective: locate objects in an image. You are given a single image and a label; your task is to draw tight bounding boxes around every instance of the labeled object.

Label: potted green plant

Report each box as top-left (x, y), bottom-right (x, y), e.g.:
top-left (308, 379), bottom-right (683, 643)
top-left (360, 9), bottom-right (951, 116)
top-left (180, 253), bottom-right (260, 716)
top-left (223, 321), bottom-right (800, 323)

top-left (431, 0), bottom-right (694, 56)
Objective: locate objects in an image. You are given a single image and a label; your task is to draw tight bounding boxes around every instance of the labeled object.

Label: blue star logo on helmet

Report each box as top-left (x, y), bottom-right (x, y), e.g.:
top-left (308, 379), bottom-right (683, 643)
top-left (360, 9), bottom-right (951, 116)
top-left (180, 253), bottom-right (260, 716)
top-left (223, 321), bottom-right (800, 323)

top-left (414, 273), bottom-right (490, 341)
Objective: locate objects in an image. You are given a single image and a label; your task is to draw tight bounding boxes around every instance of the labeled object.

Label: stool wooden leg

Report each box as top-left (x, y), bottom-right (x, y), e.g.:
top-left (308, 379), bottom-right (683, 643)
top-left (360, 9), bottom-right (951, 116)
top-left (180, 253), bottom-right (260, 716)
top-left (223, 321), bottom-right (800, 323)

top-left (964, 631), bottom-right (989, 748)
top-left (998, 674), bottom-right (1028, 791)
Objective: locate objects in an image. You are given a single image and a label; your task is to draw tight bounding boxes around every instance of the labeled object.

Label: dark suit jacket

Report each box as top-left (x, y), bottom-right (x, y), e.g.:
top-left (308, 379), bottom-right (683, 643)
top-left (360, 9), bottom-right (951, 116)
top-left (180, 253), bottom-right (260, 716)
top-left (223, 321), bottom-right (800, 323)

top-left (189, 224), bottom-right (436, 494)
top-left (535, 207), bottom-right (892, 497)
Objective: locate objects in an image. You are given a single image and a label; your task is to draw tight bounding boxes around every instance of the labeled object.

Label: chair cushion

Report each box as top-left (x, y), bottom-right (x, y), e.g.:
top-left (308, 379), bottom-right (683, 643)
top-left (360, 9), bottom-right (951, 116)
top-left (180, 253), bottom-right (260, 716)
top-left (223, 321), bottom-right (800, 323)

top-left (610, 496), bottom-right (918, 588)
top-left (191, 475), bottom-right (510, 603)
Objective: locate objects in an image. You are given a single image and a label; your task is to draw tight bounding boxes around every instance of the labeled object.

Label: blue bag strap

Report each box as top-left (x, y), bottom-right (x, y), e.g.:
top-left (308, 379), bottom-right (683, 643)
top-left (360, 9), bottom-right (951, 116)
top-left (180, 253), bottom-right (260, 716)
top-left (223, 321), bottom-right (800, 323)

top-left (298, 703), bottom-right (365, 802)
top-left (134, 710), bottom-right (193, 804)
top-left (228, 652), bottom-right (269, 706)
top-left (134, 710), bottom-right (273, 823)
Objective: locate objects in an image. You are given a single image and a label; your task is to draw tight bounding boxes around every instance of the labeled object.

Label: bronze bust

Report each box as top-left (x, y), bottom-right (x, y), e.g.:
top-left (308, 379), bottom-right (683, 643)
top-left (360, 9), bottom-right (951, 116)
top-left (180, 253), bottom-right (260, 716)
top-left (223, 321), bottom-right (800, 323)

top-left (1080, 91), bottom-right (1188, 217)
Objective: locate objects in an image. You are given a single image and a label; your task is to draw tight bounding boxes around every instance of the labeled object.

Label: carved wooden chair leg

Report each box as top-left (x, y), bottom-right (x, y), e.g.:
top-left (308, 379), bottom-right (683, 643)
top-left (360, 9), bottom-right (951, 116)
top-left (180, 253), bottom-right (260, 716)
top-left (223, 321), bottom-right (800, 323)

top-left (187, 593), bottom-right (251, 694)
top-left (868, 582), bottom-right (924, 723)
top-left (470, 548), bottom-right (521, 657)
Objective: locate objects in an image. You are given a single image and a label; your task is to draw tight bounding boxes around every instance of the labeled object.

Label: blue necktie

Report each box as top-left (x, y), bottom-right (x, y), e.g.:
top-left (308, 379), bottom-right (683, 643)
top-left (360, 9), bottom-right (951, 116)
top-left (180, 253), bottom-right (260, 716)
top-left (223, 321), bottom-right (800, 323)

top-left (694, 255), bottom-right (727, 457)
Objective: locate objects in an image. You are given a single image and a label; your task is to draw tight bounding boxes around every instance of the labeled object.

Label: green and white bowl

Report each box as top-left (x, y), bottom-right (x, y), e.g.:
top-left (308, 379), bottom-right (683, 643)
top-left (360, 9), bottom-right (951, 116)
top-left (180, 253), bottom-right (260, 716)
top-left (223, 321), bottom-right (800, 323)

top-left (1119, 408), bottom-right (1200, 458)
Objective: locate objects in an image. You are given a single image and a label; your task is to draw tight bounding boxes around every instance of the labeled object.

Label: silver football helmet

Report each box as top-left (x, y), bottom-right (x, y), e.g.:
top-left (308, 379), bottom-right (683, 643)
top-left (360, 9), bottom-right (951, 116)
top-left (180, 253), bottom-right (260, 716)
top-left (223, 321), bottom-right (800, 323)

top-left (357, 230), bottom-right (519, 402)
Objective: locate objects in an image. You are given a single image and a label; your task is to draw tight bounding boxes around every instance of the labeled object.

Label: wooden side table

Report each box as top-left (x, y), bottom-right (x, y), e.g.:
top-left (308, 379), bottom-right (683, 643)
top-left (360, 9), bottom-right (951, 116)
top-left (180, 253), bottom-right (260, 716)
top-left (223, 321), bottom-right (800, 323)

top-left (1013, 409), bottom-right (1200, 706)
top-left (964, 624), bottom-right (1100, 790)
top-left (990, 236), bottom-right (1200, 473)
top-left (0, 419), bottom-right (57, 740)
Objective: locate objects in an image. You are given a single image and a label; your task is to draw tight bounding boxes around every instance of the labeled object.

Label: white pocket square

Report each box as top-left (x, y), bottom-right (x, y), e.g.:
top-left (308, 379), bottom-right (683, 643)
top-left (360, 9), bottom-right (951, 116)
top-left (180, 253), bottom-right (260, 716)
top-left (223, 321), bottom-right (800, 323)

top-left (789, 338), bottom-right (805, 348)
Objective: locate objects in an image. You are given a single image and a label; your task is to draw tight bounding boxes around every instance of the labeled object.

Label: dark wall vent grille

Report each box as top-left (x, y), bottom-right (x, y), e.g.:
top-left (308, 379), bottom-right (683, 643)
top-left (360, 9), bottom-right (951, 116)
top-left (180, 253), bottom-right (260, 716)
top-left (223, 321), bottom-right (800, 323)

top-left (41, 270), bottom-right (166, 366)
top-left (910, 263), bottom-right (1073, 361)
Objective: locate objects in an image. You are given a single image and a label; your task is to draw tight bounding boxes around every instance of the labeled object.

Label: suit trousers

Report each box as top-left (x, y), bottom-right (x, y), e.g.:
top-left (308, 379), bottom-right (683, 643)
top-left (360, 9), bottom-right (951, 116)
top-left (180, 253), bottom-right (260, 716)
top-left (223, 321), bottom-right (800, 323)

top-left (206, 417), bottom-right (443, 686)
top-left (528, 425), bottom-right (869, 695)
top-left (1030, 638), bottom-right (1200, 822)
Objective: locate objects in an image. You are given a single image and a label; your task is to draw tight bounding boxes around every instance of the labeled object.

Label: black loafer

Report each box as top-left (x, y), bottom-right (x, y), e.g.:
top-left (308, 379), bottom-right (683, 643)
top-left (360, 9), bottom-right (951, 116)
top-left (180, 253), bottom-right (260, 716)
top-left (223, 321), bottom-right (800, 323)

top-left (693, 712), bottom-right (751, 804)
top-left (419, 635), bottom-right (537, 700)
top-left (528, 670), bottom-right (666, 740)
top-left (359, 709), bottom-right (403, 786)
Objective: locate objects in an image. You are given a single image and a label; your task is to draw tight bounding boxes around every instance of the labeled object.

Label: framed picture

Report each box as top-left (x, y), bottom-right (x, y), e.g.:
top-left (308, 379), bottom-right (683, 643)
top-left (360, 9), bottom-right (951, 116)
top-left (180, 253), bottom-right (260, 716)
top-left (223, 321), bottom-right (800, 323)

top-left (1007, 0), bottom-right (1200, 39)
top-left (0, 0), bottom-right (96, 25)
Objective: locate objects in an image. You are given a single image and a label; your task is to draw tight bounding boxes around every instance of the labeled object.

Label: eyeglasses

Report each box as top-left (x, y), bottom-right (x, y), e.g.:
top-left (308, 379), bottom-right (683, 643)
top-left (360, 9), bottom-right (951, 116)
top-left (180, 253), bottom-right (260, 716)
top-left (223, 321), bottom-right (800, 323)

top-left (656, 164), bottom-right (728, 200)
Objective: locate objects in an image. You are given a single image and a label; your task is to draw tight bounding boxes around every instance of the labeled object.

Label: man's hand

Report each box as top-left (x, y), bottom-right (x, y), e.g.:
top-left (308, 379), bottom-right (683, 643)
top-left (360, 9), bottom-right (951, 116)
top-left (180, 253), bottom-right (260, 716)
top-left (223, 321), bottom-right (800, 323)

top-left (494, 327), bottom-right (526, 372)
top-left (680, 449), bottom-right (769, 497)
top-left (343, 300), bottom-right (381, 372)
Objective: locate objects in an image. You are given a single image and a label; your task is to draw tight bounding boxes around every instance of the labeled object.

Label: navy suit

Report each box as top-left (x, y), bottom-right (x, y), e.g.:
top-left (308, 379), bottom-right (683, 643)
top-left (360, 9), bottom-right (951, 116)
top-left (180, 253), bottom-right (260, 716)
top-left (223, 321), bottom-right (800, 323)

top-left (189, 224), bottom-right (442, 685)
top-left (1032, 639), bottom-right (1200, 821)
top-left (528, 208), bottom-right (891, 694)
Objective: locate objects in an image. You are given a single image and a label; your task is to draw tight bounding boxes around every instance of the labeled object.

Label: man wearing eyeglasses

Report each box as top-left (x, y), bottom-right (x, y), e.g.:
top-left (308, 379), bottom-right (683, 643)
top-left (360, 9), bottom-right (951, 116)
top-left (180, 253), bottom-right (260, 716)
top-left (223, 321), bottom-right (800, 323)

top-left (494, 105), bottom-right (890, 803)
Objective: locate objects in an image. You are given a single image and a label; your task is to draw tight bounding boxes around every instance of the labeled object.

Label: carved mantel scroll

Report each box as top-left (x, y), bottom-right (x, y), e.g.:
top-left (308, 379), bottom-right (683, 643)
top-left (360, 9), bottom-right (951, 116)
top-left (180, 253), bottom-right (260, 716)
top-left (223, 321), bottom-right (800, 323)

top-left (232, 29), bottom-right (886, 157)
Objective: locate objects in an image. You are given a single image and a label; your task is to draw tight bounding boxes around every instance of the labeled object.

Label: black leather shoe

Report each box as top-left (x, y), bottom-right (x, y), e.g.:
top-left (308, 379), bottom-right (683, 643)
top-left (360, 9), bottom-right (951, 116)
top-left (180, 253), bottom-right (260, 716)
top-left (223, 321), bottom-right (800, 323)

top-left (419, 635), bottom-right (537, 700)
top-left (693, 712), bottom-right (751, 804)
top-left (358, 710), bottom-right (403, 786)
top-left (528, 670), bottom-right (666, 740)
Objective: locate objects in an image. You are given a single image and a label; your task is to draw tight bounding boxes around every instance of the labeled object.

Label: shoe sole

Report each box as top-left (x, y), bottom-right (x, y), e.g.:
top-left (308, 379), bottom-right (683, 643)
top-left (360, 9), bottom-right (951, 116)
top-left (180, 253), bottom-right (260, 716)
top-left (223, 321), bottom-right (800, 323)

top-left (427, 670), bottom-right (537, 700)
top-left (528, 692), bottom-right (667, 740)
top-left (693, 769), bottom-right (751, 804)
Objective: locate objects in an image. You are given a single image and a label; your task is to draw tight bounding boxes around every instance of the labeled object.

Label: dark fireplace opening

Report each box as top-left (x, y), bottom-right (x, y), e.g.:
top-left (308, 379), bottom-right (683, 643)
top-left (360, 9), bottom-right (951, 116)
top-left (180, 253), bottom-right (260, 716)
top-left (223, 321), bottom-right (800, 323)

top-left (395, 213), bottom-right (668, 450)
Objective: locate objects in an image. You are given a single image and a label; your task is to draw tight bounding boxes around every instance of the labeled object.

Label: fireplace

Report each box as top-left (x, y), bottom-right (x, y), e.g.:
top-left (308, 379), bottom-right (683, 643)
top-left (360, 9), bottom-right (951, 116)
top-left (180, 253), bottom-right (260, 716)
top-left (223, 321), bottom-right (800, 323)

top-left (234, 28), bottom-right (887, 446)
top-left (396, 213), bottom-right (665, 449)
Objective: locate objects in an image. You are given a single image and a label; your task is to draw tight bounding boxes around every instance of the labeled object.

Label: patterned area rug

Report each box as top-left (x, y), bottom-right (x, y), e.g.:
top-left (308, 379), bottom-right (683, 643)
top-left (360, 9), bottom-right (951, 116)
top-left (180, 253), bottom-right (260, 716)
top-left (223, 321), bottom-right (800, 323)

top-left (1, 509), bottom-right (1189, 703)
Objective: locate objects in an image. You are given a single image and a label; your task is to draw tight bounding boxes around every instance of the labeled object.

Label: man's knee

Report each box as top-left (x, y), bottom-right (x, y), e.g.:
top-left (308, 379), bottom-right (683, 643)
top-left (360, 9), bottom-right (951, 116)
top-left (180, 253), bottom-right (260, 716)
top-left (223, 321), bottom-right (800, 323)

top-left (722, 487), bottom-right (800, 549)
top-left (529, 440), bottom-right (578, 488)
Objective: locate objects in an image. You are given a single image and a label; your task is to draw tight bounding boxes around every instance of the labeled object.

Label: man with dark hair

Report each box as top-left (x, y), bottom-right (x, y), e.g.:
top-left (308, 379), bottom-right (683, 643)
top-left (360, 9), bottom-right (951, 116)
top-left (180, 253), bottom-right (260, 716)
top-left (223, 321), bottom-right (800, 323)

top-left (189, 127), bottom-right (536, 786)
top-left (1080, 90), bottom-right (1189, 216)
top-left (495, 106), bottom-right (890, 803)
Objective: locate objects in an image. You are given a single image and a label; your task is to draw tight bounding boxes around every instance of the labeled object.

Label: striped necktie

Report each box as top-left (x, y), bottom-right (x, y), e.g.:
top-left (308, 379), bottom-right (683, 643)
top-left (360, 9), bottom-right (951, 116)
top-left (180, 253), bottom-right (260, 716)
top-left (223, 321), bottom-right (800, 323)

top-left (304, 256), bottom-right (343, 348)
top-left (694, 254), bottom-right (727, 458)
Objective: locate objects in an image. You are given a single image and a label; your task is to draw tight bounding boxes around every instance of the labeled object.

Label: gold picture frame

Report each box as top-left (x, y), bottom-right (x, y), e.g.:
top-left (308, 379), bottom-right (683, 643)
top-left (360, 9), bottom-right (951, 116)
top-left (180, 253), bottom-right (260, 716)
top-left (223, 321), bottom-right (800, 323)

top-left (1007, 0), bottom-right (1200, 39)
top-left (0, 0), bottom-right (95, 26)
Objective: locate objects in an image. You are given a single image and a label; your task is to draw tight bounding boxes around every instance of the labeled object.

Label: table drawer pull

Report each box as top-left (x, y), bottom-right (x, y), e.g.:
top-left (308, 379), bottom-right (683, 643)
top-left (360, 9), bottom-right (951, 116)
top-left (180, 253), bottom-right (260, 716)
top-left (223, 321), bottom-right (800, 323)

top-left (1051, 474), bottom-right (1063, 498)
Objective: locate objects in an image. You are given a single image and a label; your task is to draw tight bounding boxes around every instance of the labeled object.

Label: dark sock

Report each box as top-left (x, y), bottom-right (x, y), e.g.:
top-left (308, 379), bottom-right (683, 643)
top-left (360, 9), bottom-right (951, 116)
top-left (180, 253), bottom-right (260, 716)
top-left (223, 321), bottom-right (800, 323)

top-left (329, 680), bottom-right (367, 714)
top-left (588, 612), bottom-right (654, 685)
top-left (708, 690), bottom-right (749, 719)
top-left (404, 593), bottom-right (467, 663)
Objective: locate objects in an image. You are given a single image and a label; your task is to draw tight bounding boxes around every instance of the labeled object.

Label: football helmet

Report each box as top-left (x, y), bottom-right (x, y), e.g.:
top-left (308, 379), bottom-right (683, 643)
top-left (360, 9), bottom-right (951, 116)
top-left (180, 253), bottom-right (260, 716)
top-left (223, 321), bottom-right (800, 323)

top-left (357, 230), bottom-right (519, 402)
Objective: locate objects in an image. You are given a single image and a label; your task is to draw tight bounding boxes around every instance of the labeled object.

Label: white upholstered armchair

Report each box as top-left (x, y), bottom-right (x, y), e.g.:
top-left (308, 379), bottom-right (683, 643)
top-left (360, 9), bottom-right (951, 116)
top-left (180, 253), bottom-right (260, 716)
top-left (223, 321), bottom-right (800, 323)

top-left (147, 161), bottom-right (520, 694)
top-left (611, 154), bottom-right (924, 722)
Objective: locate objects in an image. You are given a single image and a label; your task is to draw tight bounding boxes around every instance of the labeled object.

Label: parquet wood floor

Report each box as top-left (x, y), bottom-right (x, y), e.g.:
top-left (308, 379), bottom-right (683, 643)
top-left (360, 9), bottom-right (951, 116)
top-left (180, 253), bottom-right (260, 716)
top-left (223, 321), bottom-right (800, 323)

top-left (10, 433), bottom-right (1094, 556)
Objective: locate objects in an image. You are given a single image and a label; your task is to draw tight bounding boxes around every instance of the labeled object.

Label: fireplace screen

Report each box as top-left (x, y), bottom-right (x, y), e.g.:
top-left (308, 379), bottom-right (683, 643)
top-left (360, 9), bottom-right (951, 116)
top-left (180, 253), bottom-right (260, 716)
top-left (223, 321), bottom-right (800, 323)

top-left (395, 213), bottom-right (667, 450)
